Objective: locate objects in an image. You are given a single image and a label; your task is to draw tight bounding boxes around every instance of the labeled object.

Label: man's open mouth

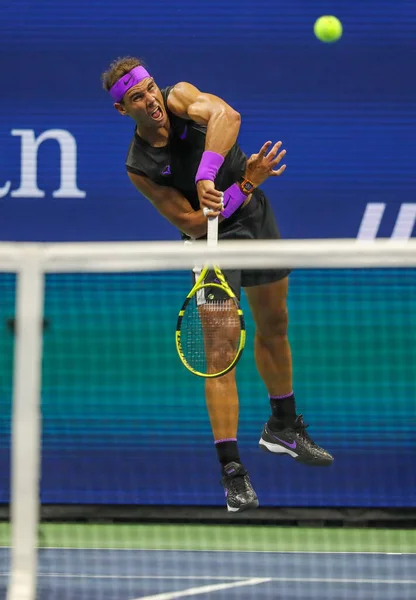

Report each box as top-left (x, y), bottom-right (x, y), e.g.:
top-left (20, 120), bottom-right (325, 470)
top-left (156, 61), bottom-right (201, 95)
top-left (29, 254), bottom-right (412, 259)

top-left (150, 106), bottom-right (163, 120)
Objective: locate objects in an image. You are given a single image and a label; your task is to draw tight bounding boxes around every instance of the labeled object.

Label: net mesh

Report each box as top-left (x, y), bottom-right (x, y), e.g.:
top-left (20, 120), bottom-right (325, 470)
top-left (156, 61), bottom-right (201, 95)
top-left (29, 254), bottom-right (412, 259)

top-left (1, 241), bottom-right (416, 600)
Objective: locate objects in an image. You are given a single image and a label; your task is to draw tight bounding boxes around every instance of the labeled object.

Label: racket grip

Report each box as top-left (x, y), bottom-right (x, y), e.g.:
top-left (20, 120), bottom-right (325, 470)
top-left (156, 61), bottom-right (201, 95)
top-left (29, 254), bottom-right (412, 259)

top-left (203, 208), bottom-right (219, 246)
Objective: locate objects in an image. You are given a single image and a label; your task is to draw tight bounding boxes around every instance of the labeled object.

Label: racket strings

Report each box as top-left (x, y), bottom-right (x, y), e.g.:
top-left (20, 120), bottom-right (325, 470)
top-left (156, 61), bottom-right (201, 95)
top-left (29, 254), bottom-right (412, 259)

top-left (180, 297), bottom-right (242, 375)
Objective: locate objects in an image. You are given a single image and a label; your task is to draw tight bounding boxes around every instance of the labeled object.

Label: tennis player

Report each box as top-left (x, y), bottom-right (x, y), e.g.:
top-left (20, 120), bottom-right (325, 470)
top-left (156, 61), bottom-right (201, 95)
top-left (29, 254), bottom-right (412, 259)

top-left (102, 57), bottom-right (333, 512)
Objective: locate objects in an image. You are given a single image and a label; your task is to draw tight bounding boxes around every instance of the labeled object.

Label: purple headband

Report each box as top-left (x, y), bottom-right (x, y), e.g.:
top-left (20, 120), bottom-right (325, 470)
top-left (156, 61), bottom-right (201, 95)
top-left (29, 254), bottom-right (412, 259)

top-left (109, 66), bottom-right (151, 102)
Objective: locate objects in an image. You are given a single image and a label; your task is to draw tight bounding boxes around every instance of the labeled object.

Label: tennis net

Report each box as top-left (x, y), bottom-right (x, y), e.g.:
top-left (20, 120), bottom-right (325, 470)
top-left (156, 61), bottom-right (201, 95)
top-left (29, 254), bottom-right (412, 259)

top-left (1, 238), bottom-right (416, 600)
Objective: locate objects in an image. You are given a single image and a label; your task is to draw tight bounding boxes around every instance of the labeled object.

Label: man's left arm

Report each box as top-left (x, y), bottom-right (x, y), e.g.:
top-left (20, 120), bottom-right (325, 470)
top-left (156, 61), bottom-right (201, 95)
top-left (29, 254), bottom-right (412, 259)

top-left (167, 82), bottom-right (286, 220)
top-left (168, 82), bottom-right (241, 215)
top-left (167, 82), bottom-right (241, 157)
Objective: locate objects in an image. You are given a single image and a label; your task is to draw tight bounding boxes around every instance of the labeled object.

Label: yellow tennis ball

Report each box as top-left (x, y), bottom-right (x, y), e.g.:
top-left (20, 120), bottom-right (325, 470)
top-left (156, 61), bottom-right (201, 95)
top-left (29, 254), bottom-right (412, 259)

top-left (314, 16), bottom-right (343, 43)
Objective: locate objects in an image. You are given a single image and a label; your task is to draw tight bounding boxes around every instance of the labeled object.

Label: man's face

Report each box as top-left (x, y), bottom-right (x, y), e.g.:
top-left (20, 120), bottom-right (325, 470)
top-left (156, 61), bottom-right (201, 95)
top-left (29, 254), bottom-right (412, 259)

top-left (115, 77), bottom-right (167, 127)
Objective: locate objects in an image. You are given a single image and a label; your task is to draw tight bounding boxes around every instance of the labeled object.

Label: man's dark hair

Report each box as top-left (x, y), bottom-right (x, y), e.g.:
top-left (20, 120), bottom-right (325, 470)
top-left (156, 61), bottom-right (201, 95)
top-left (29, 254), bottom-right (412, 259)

top-left (101, 56), bottom-right (145, 92)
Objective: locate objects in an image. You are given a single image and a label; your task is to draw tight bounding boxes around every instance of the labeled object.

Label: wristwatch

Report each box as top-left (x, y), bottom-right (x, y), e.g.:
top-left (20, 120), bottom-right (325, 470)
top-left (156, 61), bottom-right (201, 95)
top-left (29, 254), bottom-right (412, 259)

top-left (238, 177), bottom-right (256, 196)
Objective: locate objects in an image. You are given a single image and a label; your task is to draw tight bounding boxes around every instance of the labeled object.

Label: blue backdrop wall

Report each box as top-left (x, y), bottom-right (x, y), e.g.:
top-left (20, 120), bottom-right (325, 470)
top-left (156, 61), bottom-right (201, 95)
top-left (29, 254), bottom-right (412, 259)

top-left (0, 1), bottom-right (415, 509)
top-left (0, 0), bottom-right (415, 241)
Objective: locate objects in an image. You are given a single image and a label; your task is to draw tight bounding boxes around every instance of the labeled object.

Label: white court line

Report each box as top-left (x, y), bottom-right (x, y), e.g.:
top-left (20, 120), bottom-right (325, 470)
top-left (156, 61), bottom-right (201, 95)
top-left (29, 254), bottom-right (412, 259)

top-left (1, 546), bottom-right (414, 555)
top-left (130, 578), bottom-right (272, 600)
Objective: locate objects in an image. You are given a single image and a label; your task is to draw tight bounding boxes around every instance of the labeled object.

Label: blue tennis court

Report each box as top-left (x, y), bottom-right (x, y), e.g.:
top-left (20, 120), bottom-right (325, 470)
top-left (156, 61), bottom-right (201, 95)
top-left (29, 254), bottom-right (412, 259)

top-left (1, 547), bottom-right (415, 599)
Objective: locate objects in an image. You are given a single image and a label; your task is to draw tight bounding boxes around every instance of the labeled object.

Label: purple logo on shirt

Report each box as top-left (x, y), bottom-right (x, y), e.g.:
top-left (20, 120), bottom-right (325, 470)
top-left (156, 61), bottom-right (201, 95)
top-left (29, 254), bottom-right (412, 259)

top-left (161, 165), bottom-right (171, 176)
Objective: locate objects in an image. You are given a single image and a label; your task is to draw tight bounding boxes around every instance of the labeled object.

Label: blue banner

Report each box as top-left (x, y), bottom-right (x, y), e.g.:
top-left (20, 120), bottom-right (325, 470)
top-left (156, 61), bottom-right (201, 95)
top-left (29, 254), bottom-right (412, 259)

top-left (0, 0), bottom-right (415, 242)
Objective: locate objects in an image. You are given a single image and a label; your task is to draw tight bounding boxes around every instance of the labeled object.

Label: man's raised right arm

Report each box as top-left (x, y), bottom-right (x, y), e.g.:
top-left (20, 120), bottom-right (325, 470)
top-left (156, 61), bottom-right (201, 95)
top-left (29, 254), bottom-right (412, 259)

top-left (128, 172), bottom-right (212, 239)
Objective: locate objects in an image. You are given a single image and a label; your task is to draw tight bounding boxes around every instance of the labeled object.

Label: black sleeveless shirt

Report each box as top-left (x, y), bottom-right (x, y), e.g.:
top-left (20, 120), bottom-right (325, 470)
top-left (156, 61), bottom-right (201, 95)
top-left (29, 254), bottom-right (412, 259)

top-left (125, 86), bottom-right (248, 212)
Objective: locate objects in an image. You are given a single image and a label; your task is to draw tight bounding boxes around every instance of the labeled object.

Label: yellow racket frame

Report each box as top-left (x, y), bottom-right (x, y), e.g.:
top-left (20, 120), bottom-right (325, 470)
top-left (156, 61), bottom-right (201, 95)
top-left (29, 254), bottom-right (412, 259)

top-left (175, 264), bottom-right (246, 378)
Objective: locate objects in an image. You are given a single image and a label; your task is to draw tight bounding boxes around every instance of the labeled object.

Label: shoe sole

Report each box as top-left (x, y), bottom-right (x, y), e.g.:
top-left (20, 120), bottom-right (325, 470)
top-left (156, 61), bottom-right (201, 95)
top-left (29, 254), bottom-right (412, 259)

top-left (227, 498), bottom-right (259, 513)
top-left (259, 438), bottom-right (333, 467)
top-left (259, 437), bottom-right (298, 458)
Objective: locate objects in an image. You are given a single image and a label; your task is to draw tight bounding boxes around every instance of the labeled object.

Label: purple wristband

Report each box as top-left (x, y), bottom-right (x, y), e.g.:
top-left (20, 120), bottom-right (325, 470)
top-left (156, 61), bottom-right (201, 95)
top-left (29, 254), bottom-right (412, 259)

top-left (195, 151), bottom-right (225, 184)
top-left (221, 183), bottom-right (247, 218)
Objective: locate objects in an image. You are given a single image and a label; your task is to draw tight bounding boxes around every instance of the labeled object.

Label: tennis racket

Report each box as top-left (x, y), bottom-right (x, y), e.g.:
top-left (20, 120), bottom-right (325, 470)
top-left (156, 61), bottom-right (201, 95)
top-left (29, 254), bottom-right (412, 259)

top-left (175, 210), bottom-right (246, 378)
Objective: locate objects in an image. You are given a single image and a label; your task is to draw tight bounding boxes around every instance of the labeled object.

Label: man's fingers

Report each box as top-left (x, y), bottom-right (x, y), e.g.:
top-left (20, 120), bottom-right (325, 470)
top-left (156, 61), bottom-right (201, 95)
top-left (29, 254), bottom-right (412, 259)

top-left (270, 164), bottom-right (287, 176)
top-left (270, 149), bottom-right (287, 167)
top-left (202, 198), bottom-right (224, 211)
top-left (197, 181), bottom-right (223, 198)
top-left (203, 190), bottom-right (224, 201)
top-left (203, 207), bottom-right (221, 217)
top-left (266, 141), bottom-right (282, 160)
top-left (202, 189), bottom-right (223, 199)
top-left (258, 141), bottom-right (272, 158)
top-left (203, 208), bottom-right (221, 217)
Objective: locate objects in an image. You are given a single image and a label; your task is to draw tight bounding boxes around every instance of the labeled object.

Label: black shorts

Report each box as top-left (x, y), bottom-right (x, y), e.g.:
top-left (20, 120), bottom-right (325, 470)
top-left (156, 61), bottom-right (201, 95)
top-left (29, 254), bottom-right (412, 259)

top-left (192, 189), bottom-right (291, 303)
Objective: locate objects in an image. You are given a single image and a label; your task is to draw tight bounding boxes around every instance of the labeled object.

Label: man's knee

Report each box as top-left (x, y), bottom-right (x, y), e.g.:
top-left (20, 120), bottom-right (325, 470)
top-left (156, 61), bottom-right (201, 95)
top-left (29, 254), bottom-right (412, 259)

top-left (257, 305), bottom-right (289, 339)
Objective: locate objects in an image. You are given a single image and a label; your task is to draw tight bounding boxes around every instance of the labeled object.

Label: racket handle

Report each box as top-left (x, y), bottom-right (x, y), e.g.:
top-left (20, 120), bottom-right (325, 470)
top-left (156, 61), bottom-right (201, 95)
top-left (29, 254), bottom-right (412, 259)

top-left (203, 207), bottom-right (219, 247)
